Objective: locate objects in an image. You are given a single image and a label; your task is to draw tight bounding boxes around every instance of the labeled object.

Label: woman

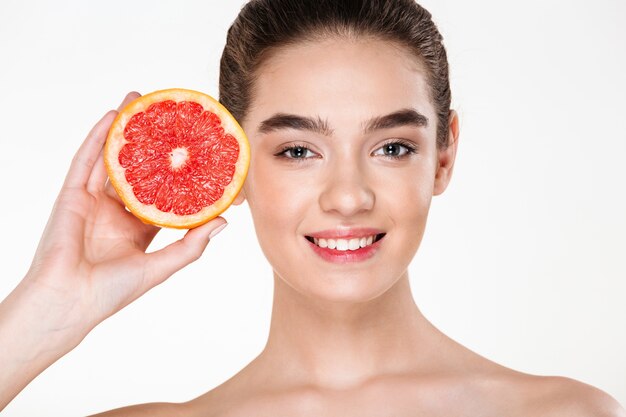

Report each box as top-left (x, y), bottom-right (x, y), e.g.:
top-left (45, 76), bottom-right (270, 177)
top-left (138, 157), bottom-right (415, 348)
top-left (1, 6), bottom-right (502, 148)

top-left (1, 0), bottom-right (624, 415)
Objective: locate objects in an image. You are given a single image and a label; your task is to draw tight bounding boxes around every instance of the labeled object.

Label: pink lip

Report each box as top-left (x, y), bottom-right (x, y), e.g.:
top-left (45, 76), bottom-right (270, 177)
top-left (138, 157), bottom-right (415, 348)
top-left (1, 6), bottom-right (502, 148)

top-left (304, 228), bottom-right (386, 264)
top-left (306, 227), bottom-right (385, 239)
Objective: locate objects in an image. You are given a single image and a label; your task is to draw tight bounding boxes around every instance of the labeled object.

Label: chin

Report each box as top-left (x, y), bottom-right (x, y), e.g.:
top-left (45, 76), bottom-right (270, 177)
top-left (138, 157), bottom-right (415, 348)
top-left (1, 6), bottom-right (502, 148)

top-left (277, 268), bottom-right (405, 306)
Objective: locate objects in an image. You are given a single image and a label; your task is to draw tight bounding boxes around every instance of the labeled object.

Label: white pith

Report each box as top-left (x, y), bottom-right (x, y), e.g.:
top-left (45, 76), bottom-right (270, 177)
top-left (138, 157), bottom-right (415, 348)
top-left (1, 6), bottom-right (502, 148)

top-left (312, 235), bottom-right (377, 251)
top-left (170, 147), bottom-right (189, 169)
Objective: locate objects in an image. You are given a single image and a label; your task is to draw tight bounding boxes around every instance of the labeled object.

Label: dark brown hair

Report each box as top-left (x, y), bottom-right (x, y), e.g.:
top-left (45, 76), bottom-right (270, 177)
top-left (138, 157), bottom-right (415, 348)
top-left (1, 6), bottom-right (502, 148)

top-left (219, 0), bottom-right (452, 148)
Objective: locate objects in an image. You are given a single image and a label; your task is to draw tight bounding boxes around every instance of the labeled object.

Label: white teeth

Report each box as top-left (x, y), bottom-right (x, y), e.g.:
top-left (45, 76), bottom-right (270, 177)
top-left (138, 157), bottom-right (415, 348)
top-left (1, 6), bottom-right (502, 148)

top-left (312, 235), bottom-right (379, 251)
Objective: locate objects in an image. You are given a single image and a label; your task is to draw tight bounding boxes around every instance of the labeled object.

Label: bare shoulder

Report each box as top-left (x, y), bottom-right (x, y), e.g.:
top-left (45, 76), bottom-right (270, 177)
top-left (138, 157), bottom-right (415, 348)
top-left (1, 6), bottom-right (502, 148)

top-left (514, 375), bottom-right (625, 417)
top-left (87, 359), bottom-right (266, 417)
top-left (87, 401), bottom-right (190, 417)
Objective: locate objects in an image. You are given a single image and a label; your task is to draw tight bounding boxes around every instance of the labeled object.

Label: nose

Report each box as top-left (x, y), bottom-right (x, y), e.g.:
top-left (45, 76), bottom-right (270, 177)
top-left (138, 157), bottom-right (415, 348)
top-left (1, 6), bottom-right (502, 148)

top-left (318, 159), bottom-right (375, 217)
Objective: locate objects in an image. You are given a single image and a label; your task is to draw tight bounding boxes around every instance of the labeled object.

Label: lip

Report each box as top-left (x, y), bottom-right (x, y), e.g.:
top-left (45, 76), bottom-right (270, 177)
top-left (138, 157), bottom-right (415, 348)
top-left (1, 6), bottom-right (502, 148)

top-left (306, 227), bottom-right (385, 239)
top-left (304, 228), bottom-right (386, 264)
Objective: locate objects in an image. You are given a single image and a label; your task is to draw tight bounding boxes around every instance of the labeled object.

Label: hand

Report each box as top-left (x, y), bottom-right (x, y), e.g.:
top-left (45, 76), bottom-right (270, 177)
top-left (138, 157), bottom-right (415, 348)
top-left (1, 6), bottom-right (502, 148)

top-left (23, 91), bottom-right (228, 345)
top-left (0, 92), bottom-right (229, 410)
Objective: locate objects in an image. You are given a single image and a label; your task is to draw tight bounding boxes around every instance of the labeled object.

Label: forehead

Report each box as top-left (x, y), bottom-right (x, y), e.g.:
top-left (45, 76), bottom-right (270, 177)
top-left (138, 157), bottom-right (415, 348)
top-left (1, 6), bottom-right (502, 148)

top-left (243, 37), bottom-right (436, 136)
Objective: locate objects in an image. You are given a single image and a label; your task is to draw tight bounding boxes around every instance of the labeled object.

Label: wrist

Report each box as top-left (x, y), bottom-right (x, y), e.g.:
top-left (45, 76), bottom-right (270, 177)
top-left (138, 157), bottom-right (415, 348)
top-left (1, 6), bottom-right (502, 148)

top-left (1, 277), bottom-right (91, 363)
top-left (0, 277), bottom-right (89, 409)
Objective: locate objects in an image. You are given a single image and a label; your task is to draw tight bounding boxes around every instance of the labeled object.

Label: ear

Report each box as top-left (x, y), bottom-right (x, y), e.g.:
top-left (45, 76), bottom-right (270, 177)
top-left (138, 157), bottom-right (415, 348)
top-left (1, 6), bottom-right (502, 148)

top-left (433, 109), bottom-right (460, 196)
top-left (232, 188), bottom-right (246, 205)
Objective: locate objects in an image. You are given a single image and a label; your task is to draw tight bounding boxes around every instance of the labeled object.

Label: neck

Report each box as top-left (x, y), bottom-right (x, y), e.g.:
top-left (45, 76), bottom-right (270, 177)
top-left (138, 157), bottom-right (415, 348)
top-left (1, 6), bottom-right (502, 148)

top-left (258, 271), bottom-right (443, 389)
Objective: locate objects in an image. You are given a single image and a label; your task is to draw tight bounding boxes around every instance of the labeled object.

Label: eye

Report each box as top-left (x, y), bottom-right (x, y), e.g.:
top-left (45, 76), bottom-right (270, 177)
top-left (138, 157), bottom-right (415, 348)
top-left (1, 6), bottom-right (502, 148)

top-left (372, 140), bottom-right (417, 159)
top-left (275, 144), bottom-right (319, 160)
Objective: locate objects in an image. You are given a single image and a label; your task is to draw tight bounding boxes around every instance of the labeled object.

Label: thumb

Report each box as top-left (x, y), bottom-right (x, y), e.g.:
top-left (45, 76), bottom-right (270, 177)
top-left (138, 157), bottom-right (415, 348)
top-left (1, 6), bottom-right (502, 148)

top-left (144, 218), bottom-right (228, 289)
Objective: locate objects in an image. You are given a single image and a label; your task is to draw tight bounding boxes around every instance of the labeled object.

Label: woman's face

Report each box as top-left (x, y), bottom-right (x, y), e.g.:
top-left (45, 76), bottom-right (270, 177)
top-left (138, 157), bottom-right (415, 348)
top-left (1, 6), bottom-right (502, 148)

top-left (239, 37), bottom-right (457, 303)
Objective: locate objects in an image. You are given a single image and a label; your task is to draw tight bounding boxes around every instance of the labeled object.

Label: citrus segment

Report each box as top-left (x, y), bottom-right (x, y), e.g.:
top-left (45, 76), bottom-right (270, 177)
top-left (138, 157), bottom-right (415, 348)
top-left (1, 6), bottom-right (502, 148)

top-left (105, 89), bottom-right (249, 229)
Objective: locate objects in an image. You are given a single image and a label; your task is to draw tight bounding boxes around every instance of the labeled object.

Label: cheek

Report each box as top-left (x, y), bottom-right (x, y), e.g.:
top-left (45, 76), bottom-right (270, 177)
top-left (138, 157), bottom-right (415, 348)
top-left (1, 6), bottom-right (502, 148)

top-left (376, 164), bottom-right (435, 252)
top-left (243, 157), bottom-right (316, 251)
top-left (402, 185), bottom-right (433, 251)
top-left (376, 159), bottom-right (434, 211)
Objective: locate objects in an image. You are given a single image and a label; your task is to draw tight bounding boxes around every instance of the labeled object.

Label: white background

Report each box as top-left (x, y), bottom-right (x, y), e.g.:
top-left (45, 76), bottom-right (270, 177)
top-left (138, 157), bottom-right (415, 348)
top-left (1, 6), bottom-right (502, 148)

top-left (1, 0), bottom-right (624, 415)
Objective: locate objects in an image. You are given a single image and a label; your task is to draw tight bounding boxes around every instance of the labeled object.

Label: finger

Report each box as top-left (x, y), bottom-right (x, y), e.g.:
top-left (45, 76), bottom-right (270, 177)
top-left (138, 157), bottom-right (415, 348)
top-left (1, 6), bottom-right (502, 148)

top-left (143, 218), bottom-right (228, 289)
top-left (86, 145), bottom-right (108, 194)
top-left (104, 178), bottom-right (125, 205)
top-left (117, 91), bottom-right (141, 112)
top-left (63, 110), bottom-right (117, 189)
top-left (87, 92), bottom-right (142, 193)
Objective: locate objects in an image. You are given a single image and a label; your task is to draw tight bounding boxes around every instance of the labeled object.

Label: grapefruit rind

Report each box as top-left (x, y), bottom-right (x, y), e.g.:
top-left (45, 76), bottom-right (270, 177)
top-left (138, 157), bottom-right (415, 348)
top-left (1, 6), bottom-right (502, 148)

top-left (104, 88), bottom-right (250, 229)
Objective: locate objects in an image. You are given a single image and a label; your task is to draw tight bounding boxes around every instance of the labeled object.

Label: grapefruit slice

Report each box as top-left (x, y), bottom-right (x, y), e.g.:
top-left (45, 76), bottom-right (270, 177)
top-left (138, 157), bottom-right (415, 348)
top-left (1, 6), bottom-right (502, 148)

top-left (104, 88), bottom-right (250, 229)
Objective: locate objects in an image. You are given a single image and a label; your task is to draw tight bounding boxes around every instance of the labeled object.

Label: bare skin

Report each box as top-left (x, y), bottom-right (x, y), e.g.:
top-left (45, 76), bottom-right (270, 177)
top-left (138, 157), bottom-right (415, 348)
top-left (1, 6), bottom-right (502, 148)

top-left (92, 37), bottom-right (625, 417)
top-left (1, 37), bottom-right (624, 417)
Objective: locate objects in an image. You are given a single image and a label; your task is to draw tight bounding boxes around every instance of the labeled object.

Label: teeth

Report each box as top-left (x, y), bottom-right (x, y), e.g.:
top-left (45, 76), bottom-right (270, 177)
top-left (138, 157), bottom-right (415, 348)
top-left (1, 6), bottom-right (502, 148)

top-left (312, 235), bottom-right (379, 251)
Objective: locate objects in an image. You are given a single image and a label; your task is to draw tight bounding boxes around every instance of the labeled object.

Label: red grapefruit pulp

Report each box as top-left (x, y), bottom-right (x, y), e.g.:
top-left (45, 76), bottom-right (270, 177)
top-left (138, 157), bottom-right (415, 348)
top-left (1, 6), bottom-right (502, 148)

top-left (105, 89), bottom-right (250, 228)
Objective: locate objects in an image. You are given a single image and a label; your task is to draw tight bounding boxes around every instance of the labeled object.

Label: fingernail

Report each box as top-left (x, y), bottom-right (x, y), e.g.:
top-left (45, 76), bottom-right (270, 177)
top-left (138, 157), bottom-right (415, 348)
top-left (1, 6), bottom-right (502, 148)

top-left (209, 222), bottom-right (228, 239)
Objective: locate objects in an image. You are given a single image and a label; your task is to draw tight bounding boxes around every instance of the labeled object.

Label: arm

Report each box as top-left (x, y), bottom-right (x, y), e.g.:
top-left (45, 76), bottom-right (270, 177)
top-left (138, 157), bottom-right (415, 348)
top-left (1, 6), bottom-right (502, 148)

top-left (0, 92), bottom-right (228, 411)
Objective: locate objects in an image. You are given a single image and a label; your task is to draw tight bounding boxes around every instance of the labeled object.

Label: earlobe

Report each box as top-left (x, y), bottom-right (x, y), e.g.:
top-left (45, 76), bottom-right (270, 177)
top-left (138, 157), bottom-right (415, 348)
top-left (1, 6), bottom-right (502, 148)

top-left (233, 188), bottom-right (246, 205)
top-left (433, 109), bottom-right (460, 196)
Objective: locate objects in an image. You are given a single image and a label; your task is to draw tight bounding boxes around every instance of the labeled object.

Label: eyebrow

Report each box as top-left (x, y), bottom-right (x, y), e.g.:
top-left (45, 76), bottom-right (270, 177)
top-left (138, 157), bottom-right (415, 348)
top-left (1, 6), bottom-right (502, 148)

top-left (363, 108), bottom-right (429, 134)
top-left (257, 108), bottom-right (428, 136)
top-left (258, 114), bottom-right (334, 136)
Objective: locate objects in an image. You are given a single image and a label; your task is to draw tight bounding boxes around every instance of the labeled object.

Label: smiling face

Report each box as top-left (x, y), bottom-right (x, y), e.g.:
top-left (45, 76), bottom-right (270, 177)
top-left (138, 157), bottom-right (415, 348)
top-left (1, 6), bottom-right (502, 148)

top-left (239, 37), bottom-right (457, 303)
